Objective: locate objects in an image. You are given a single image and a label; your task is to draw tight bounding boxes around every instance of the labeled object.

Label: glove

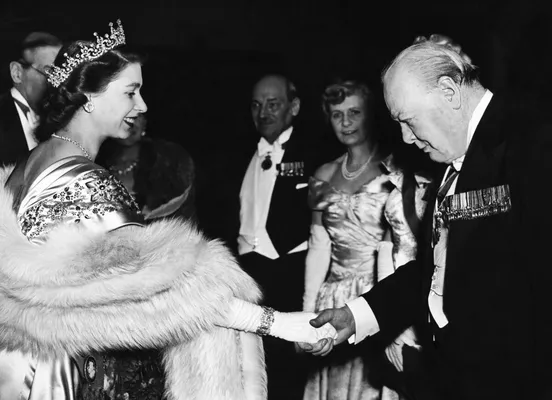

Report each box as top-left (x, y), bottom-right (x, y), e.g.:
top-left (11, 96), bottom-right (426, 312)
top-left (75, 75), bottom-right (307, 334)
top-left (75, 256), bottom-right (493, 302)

top-left (376, 240), bottom-right (395, 282)
top-left (223, 298), bottom-right (337, 344)
top-left (384, 188), bottom-right (418, 267)
top-left (270, 311), bottom-right (337, 344)
top-left (303, 223), bottom-right (331, 312)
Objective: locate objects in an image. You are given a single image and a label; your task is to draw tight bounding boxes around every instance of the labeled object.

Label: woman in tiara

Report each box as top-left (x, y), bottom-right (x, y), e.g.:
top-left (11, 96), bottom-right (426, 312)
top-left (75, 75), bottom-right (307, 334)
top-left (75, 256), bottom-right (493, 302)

top-left (0, 20), bottom-right (336, 400)
top-left (301, 79), bottom-right (431, 400)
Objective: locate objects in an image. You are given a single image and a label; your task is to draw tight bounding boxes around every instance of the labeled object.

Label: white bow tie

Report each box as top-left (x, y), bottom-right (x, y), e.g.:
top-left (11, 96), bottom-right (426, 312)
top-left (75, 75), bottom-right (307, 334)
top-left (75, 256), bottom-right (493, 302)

top-left (257, 139), bottom-right (281, 157)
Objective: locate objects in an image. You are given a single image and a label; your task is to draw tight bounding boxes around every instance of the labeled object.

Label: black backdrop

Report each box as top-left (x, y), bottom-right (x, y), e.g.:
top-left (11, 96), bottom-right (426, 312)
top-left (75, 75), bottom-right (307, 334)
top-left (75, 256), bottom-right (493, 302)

top-left (0, 0), bottom-right (549, 231)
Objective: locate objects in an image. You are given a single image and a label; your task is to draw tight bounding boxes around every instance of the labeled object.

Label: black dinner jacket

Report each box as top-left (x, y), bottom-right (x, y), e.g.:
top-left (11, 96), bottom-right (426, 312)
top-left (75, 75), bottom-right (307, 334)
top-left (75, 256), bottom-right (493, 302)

top-left (0, 91), bottom-right (28, 167)
top-left (220, 125), bottom-right (326, 257)
top-left (264, 127), bottom-right (320, 255)
top-left (363, 94), bottom-right (552, 400)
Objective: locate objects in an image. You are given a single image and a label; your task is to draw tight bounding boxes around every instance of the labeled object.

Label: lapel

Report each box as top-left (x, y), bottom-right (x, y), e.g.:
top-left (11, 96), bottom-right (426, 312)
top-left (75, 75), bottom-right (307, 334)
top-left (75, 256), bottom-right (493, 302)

top-left (420, 166), bottom-right (445, 290)
top-left (279, 128), bottom-right (304, 164)
top-left (0, 92), bottom-right (28, 165)
top-left (271, 129), bottom-right (301, 198)
top-left (266, 127), bottom-right (309, 227)
top-left (266, 126), bottom-right (313, 254)
top-left (446, 96), bottom-right (509, 271)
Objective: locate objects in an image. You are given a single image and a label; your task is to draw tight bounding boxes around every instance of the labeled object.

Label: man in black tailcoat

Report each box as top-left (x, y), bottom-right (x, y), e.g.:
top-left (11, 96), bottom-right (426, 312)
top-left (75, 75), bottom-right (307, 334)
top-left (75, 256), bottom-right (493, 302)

top-left (226, 73), bottom-right (327, 400)
top-left (306, 37), bottom-right (552, 400)
top-left (0, 32), bottom-right (61, 166)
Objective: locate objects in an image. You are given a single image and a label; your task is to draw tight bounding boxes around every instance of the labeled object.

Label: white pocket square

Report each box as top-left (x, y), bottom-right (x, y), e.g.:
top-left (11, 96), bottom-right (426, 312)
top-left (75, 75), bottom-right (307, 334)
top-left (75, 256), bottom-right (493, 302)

top-left (295, 183), bottom-right (308, 190)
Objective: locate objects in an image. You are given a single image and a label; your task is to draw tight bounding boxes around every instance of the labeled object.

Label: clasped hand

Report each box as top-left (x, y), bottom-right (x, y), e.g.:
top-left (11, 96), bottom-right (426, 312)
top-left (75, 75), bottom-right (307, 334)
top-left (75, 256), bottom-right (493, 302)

top-left (296, 305), bottom-right (356, 357)
top-left (272, 311), bottom-right (337, 344)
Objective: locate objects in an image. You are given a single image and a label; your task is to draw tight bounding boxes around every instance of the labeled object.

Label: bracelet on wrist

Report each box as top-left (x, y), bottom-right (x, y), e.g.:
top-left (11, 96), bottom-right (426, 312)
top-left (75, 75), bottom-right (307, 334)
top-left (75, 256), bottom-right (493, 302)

top-left (256, 306), bottom-right (275, 336)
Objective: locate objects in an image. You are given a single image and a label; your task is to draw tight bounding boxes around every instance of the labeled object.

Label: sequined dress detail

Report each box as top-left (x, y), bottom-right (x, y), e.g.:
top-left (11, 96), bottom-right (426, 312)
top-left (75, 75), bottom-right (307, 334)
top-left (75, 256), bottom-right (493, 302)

top-left (0, 156), bottom-right (142, 400)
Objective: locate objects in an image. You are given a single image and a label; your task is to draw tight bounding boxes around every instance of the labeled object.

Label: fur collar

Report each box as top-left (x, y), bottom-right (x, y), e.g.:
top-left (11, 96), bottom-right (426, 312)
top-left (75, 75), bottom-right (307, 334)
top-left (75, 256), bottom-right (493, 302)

top-left (0, 166), bottom-right (266, 399)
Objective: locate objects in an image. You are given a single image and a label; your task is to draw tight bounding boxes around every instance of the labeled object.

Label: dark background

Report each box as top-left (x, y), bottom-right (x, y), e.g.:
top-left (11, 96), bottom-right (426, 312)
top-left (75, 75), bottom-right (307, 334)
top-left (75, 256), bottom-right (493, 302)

top-left (0, 0), bottom-right (549, 230)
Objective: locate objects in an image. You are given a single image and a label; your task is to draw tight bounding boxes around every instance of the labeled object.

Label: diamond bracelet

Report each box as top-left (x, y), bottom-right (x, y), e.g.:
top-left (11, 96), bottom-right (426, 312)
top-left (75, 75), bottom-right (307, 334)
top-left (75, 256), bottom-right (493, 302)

top-left (256, 306), bottom-right (275, 336)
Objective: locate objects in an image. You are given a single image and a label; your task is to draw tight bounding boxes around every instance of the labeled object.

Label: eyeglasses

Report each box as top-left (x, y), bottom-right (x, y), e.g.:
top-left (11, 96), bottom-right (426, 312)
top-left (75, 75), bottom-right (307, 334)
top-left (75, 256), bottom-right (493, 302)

top-left (17, 59), bottom-right (48, 78)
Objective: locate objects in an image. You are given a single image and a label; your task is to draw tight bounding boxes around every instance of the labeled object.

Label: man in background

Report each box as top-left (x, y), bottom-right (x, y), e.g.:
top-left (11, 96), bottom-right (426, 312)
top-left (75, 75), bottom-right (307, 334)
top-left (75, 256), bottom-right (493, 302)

top-left (0, 31), bottom-right (62, 166)
top-left (236, 73), bottom-right (325, 399)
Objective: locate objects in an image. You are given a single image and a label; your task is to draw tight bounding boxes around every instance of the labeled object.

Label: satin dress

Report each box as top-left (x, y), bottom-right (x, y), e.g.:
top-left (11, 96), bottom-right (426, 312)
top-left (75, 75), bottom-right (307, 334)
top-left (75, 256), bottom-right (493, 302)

top-left (303, 157), bottom-right (428, 400)
top-left (0, 156), bottom-right (141, 400)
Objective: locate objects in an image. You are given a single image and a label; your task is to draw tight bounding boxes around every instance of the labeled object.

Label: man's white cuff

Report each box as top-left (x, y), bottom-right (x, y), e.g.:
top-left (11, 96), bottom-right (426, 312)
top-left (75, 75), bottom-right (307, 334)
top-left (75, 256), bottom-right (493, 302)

top-left (346, 297), bottom-right (380, 345)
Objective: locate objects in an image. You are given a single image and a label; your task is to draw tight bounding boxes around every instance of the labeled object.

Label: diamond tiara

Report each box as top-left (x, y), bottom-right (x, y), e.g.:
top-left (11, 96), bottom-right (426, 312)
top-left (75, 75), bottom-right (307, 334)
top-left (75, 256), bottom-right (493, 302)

top-left (46, 19), bottom-right (126, 88)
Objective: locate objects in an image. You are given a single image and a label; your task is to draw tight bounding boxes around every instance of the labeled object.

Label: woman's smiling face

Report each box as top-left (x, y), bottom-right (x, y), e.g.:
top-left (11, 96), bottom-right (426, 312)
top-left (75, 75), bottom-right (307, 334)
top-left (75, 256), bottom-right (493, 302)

top-left (90, 62), bottom-right (148, 140)
top-left (329, 94), bottom-right (368, 147)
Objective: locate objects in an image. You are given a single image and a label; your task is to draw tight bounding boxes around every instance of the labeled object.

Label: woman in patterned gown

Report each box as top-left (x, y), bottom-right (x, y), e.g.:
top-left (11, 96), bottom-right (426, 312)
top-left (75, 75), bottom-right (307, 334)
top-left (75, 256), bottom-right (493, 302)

top-left (0, 20), bottom-right (337, 400)
top-left (302, 80), bottom-right (430, 400)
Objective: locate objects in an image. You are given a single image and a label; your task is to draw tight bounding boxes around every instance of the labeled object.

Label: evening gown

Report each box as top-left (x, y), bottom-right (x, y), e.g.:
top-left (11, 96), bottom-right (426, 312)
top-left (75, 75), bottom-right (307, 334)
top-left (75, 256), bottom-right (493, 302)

top-left (0, 156), bottom-right (142, 400)
top-left (303, 156), bottom-right (429, 400)
top-left (0, 156), bottom-right (269, 400)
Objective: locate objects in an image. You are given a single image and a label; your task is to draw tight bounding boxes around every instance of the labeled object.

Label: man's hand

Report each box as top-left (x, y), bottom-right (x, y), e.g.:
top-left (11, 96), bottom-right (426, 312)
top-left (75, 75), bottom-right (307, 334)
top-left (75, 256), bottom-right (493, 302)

top-left (297, 306), bottom-right (356, 356)
top-left (299, 306), bottom-right (356, 357)
top-left (310, 306), bottom-right (356, 345)
top-left (385, 326), bottom-right (421, 372)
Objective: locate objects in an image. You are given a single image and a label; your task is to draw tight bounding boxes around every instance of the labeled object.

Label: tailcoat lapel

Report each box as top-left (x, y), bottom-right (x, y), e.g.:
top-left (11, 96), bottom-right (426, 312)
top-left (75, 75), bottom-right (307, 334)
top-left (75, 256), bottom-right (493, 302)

top-left (0, 93), bottom-right (27, 166)
top-left (444, 97), bottom-right (510, 290)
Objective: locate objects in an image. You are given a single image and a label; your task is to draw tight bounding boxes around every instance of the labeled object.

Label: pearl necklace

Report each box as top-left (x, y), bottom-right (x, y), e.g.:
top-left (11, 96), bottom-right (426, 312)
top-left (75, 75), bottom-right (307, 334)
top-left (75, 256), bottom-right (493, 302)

top-left (341, 151), bottom-right (375, 181)
top-left (109, 160), bottom-right (138, 175)
top-left (51, 133), bottom-right (93, 161)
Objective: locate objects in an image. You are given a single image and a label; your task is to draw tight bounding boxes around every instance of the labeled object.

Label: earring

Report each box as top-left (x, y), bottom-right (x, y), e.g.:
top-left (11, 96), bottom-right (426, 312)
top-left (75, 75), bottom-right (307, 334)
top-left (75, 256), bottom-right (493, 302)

top-left (83, 101), bottom-right (95, 113)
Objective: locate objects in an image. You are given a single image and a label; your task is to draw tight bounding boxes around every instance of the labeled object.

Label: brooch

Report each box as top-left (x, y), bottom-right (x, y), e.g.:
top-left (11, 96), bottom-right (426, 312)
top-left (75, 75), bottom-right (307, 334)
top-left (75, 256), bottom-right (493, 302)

top-left (83, 355), bottom-right (97, 383)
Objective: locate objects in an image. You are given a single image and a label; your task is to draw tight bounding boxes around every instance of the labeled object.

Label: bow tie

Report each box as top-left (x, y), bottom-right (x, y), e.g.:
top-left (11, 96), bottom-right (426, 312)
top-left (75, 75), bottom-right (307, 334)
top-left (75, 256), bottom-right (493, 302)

top-left (257, 139), bottom-right (283, 157)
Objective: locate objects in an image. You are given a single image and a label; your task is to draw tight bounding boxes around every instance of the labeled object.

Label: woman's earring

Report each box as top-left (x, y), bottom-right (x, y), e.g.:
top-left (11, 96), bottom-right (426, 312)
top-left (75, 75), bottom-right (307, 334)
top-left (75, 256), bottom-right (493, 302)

top-left (83, 95), bottom-right (94, 113)
top-left (83, 101), bottom-right (95, 113)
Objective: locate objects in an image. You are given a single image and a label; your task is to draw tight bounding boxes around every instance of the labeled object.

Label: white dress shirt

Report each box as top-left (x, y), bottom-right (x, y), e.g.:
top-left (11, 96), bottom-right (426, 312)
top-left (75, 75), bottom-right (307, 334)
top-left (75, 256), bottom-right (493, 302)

top-left (347, 90), bottom-right (494, 344)
top-left (238, 126), bottom-right (307, 259)
top-left (11, 87), bottom-right (39, 150)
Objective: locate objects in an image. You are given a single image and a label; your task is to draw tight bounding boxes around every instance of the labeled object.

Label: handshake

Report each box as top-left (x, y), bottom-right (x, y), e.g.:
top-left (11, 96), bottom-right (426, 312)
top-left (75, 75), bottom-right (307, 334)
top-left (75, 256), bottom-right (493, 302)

top-left (272, 306), bottom-right (356, 357)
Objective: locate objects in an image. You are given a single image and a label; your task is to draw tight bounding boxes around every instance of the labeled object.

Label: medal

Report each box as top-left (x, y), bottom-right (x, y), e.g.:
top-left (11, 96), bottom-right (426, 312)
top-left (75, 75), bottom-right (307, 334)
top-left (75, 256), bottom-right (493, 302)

top-left (432, 184), bottom-right (511, 247)
top-left (261, 155), bottom-right (272, 170)
top-left (432, 209), bottom-right (446, 247)
top-left (277, 161), bottom-right (304, 177)
top-left (443, 184), bottom-right (511, 223)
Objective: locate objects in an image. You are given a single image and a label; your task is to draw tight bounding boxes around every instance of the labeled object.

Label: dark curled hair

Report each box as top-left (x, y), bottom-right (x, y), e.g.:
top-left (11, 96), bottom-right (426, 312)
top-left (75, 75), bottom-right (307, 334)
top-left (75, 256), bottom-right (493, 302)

top-left (321, 79), bottom-right (375, 121)
top-left (35, 42), bottom-right (144, 142)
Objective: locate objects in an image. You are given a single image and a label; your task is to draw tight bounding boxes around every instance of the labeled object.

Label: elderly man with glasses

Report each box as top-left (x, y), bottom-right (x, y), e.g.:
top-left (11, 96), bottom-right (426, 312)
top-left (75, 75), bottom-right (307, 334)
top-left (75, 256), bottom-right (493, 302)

top-left (0, 31), bottom-right (62, 166)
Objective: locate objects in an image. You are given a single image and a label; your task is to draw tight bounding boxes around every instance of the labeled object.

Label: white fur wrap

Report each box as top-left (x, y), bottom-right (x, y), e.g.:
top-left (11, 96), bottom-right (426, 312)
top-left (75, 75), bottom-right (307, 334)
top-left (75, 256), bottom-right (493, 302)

top-left (0, 166), bottom-right (266, 399)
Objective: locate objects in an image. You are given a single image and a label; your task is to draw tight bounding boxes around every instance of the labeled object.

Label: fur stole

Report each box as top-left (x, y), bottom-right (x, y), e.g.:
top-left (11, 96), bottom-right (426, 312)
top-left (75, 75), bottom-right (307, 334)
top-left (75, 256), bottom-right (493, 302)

top-left (0, 166), bottom-right (266, 399)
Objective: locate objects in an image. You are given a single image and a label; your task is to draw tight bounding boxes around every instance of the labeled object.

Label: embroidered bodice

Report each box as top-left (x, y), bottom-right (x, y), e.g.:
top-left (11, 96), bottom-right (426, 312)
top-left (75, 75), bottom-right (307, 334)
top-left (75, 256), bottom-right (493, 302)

top-left (17, 157), bottom-right (143, 244)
